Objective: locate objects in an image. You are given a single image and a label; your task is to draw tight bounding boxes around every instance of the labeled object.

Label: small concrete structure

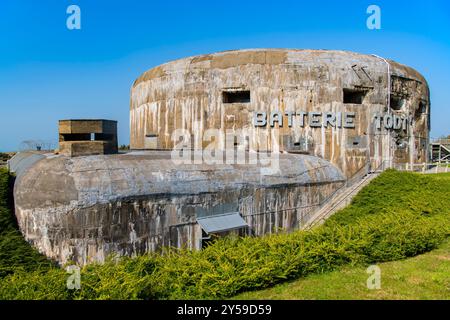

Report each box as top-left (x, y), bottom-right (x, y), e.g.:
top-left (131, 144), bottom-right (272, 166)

top-left (59, 119), bottom-right (118, 157)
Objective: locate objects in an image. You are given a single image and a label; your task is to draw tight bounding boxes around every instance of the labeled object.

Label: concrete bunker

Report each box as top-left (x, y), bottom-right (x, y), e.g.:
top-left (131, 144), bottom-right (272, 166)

top-left (59, 119), bottom-right (118, 157)
top-left (13, 151), bottom-right (345, 265)
top-left (130, 49), bottom-right (430, 178)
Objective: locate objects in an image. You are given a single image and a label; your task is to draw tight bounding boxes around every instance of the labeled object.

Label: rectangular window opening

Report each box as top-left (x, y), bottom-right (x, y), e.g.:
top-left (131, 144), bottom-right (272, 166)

top-left (94, 133), bottom-right (114, 141)
top-left (61, 133), bottom-right (91, 142)
top-left (61, 133), bottom-right (115, 142)
top-left (145, 133), bottom-right (159, 138)
top-left (390, 95), bottom-right (404, 110)
top-left (223, 90), bottom-right (250, 103)
top-left (343, 89), bottom-right (366, 104)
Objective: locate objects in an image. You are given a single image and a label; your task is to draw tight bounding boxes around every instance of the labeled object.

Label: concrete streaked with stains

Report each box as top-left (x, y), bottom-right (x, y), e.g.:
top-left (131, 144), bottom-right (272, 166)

top-left (14, 151), bottom-right (344, 265)
top-left (130, 49), bottom-right (430, 177)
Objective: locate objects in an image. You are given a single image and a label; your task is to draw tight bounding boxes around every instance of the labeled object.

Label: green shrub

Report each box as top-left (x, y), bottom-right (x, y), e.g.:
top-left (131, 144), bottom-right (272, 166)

top-left (0, 168), bottom-right (55, 278)
top-left (0, 268), bottom-right (69, 300)
top-left (0, 169), bottom-right (449, 300)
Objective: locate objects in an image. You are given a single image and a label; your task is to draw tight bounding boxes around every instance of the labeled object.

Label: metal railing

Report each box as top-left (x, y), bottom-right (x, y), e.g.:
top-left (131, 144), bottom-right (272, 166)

top-left (304, 161), bottom-right (388, 230)
top-left (170, 159), bottom-right (446, 245)
top-left (392, 162), bottom-right (450, 173)
top-left (431, 138), bottom-right (450, 145)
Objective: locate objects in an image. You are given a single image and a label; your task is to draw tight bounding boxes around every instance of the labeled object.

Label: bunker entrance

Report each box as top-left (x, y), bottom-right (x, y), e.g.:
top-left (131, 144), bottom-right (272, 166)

top-left (197, 212), bottom-right (249, 248)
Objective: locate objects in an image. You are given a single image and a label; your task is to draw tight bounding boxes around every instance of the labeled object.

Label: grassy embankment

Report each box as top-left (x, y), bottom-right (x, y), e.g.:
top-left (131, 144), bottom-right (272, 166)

top-left (0, 168), bottom-right (449, 299)
top-left (234, 238), bottom-right (450, 299)
top-left (0, 168), bottom-right (54, 278)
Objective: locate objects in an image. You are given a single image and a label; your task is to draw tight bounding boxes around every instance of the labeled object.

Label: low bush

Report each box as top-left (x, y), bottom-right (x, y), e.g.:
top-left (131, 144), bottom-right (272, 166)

top-left (0, 168), bottom-right (55, 278)
top-left (0, 169), bottom-right (449, 300)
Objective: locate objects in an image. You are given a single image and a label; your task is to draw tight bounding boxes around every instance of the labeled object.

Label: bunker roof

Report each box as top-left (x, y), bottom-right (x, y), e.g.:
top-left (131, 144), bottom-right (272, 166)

top-left (133, 48), bottom-right (427, 88)
top-left (14, 151), bottom-right (344, 211)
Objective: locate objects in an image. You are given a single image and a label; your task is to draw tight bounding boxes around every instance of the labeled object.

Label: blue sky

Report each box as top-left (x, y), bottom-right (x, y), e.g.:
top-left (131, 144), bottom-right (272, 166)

top-left (0, 0), bottom-right (449, 151)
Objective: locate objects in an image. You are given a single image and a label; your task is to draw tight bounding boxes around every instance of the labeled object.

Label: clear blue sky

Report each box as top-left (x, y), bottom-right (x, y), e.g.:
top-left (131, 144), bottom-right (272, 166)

top-left (0, 0), bottom-right (449, 151)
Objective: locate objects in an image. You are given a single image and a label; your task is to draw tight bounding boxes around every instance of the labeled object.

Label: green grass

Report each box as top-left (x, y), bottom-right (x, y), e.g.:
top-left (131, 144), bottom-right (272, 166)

top-left (0, 169), bottom-right (449, 300)
top-left (233, 239), bottom-right (450, 300)
top-left (325, 169), bottom-right (450, 225)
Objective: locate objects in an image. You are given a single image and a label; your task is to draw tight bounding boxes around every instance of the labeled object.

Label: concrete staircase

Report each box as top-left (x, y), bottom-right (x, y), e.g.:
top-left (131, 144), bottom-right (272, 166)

top-left (303, 171), bottom-right (380, 230)
top-left (431, 139), bottom-right (450, 163)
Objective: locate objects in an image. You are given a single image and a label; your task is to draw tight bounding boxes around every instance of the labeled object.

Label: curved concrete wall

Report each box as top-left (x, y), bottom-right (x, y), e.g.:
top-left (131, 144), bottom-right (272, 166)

top-left (130, 49), bottom-right (430, 178)
top-left (14, 152), bottom-right (344, 265)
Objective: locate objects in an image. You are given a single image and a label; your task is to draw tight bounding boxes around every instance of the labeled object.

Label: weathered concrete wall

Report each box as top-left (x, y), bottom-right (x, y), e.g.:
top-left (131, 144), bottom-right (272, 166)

top-left (14, 151), bottom-right (344, 265)
top-left (130, 49), bottom-right (430, 178)
top-left (59, 119), bottom-right (118, 157)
